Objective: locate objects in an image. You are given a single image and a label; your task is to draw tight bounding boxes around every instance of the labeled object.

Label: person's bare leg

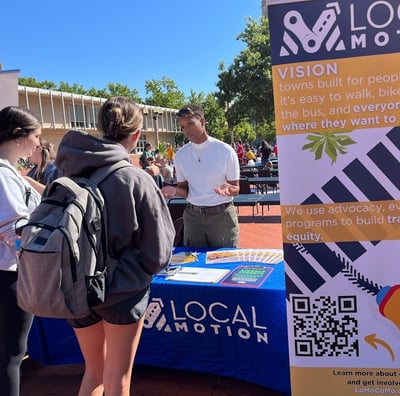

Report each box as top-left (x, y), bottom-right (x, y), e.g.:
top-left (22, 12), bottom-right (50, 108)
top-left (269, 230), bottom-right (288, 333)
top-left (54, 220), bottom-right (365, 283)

top-left (74, 321), bottom-right (106, 396)
top-left (103, 317), bottom-right (145, 396)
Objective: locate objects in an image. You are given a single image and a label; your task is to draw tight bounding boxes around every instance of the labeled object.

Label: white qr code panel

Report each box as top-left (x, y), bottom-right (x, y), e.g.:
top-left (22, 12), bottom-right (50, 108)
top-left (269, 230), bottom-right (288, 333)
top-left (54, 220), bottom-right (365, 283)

top-left (291, 295), bottom-right (359, 357)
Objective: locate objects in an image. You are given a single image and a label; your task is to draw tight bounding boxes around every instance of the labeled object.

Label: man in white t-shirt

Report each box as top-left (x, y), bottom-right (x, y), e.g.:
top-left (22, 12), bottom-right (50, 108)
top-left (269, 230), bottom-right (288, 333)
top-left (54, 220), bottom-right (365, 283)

top-left (162, 105), bottom-right (240, 248)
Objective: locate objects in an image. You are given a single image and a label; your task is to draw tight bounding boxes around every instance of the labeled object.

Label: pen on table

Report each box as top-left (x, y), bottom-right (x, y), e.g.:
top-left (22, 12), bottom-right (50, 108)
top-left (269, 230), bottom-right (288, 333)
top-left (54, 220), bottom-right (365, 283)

top-left (166, 265), bottom-right (181, 272)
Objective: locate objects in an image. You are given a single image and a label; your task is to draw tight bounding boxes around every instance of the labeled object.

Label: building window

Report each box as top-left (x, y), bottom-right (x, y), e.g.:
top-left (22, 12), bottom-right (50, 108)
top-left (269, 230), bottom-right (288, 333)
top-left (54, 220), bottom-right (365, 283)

top-left (69, 104), bottom-right (98, 129)
top-left (88, 105), bottom-right (99, 128)
top-left (134, 134), bottom-right (147, 154)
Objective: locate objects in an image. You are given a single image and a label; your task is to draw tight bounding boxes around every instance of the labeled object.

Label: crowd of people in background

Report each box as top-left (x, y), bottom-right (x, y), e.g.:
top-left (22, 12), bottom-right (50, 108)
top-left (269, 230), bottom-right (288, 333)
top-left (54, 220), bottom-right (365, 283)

top-left (136, 137), bottom-right (278, 188)
top-left (233, 139), bottom-right (277, 167)
top-left (15, 129), bottom-right (277, 194)
top-left (138, 141), bottom-right (177, 185)
top-left (137, 139), bottom-right (279, 190)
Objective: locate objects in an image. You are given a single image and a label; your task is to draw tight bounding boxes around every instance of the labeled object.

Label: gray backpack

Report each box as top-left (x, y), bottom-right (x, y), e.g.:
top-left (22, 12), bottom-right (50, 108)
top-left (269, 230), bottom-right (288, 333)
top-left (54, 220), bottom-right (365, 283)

top-left (17, 160), bottom-right (129, 319)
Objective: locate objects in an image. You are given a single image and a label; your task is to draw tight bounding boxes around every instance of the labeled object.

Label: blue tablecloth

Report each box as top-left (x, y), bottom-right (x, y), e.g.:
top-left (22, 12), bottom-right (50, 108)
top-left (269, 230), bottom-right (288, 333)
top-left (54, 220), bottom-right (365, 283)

top-left (28, 248), bottom-right (290, 395)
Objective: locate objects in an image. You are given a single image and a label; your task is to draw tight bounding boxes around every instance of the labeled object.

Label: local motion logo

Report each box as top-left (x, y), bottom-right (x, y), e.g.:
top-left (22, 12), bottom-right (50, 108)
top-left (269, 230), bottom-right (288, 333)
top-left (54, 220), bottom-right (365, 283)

top-left (280, 2), bottom-right (344, 56)
top-left (280, 1), bottom-right (400, 57)
top-left (144, 297), bottom-right (269, 343)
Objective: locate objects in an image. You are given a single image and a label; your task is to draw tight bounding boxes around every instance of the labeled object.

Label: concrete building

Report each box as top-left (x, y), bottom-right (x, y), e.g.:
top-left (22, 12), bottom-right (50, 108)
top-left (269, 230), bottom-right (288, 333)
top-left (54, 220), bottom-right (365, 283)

top-left (18, 85), bottom-right (180, 153)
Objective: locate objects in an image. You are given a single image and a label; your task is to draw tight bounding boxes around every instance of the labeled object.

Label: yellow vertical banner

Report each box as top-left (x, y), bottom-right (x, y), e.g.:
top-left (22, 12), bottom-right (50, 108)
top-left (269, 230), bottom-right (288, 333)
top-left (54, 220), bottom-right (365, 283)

top-left (268, 1), bottom-right (400, 395)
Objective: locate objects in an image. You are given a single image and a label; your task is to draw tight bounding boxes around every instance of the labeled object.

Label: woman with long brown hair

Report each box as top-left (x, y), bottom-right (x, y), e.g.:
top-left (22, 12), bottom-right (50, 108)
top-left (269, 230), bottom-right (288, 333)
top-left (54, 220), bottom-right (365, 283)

top-left (0, 106), bottom-right (42, 396)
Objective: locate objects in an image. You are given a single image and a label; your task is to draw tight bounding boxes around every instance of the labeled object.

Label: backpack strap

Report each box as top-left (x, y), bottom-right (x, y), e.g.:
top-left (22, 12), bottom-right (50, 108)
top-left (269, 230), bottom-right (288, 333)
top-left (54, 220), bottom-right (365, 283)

top-left (44, 160), bottom-right (131, 275)
top-left (24, 187), bottom-right (31, 206)
top-left (89, 160), bottom-right (131, 265)
top-left (0, 162), bottom-right (32, 207)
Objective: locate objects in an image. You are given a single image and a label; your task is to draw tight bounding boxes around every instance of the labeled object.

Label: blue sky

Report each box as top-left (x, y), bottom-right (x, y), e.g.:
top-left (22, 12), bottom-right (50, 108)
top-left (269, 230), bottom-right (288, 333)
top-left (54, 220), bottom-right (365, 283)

top-left (1, 1), bottom-right (262, 99)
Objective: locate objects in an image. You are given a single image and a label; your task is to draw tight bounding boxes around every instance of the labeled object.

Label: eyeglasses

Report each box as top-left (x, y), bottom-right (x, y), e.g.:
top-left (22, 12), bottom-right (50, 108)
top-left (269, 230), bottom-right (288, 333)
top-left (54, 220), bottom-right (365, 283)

top-left (176, 107), bottom-right (196, 118)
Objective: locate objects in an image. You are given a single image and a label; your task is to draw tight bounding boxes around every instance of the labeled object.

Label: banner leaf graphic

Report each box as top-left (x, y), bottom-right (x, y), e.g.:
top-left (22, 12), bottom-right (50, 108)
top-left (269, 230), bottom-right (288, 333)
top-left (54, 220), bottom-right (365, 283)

top-left (302, 132), bottom-right (356, 164)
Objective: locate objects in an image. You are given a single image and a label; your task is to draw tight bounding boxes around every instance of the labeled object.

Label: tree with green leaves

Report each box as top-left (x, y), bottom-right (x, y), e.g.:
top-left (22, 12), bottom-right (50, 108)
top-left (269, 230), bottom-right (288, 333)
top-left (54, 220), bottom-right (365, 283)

top-left (233, 120), bottom-right (257, 144)
top-left (254, 120), bottom-right (276, 145)
top-left (144, 77), bottom-right (185, 109)
top-left (216, 16), bottom-right (275, 142)
top-left (202, 94), bottom-right (228, 141)
top-left (18, 77), bottom-right (57, 90)
top-left (103, 83), bottom-right (142, 101)
top-left (186, 90), bottom-right (206, 106)
top-left (18, 77), bottom-right (142, 101)
top-left (58, 81), bottom-right (86, 95)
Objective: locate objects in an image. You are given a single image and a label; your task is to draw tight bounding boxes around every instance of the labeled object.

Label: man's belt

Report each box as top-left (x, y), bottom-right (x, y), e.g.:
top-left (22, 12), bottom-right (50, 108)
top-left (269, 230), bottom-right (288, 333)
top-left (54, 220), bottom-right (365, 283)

top-left (186, 202), bottom-right (232, 215)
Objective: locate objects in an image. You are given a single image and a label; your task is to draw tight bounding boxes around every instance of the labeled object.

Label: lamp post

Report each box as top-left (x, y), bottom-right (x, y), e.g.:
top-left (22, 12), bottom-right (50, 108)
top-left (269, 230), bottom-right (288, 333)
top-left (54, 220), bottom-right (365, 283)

top-left (142, 107), bottom-right (149, 130)
top-left (153, 107), bottom-right (163, 148)
top-left (225, 101), bottom-right (234, 145)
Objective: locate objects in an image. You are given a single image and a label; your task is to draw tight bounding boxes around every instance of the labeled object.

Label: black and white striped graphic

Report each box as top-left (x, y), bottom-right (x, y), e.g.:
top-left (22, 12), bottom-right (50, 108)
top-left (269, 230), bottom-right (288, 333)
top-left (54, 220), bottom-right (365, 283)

top-left (284, 127), bottom-right (400, 297)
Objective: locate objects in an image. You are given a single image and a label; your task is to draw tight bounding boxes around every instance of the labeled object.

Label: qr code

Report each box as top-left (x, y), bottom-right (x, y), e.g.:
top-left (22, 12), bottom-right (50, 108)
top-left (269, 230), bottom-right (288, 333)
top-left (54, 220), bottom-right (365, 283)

top-left (291, 295), bottom-right (359, 357)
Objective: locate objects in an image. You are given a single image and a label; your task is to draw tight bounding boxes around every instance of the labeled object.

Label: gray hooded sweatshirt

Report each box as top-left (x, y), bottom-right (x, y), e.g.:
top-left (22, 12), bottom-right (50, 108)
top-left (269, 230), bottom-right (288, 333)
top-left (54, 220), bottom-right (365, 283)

top-left (55, 130), bottom-right (175, 305)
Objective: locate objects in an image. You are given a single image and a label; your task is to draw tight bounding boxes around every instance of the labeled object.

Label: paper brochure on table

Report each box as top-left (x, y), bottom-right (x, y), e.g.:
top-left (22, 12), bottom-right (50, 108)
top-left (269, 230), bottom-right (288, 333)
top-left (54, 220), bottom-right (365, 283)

top-left (221, 266), bottom-right (274, 287)
top-left (206, 249), bottom-right (283, 264)
top-left (169, 251), bottom-right (198, 265)
top-left (165, 267), bottom-right (230, 283)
